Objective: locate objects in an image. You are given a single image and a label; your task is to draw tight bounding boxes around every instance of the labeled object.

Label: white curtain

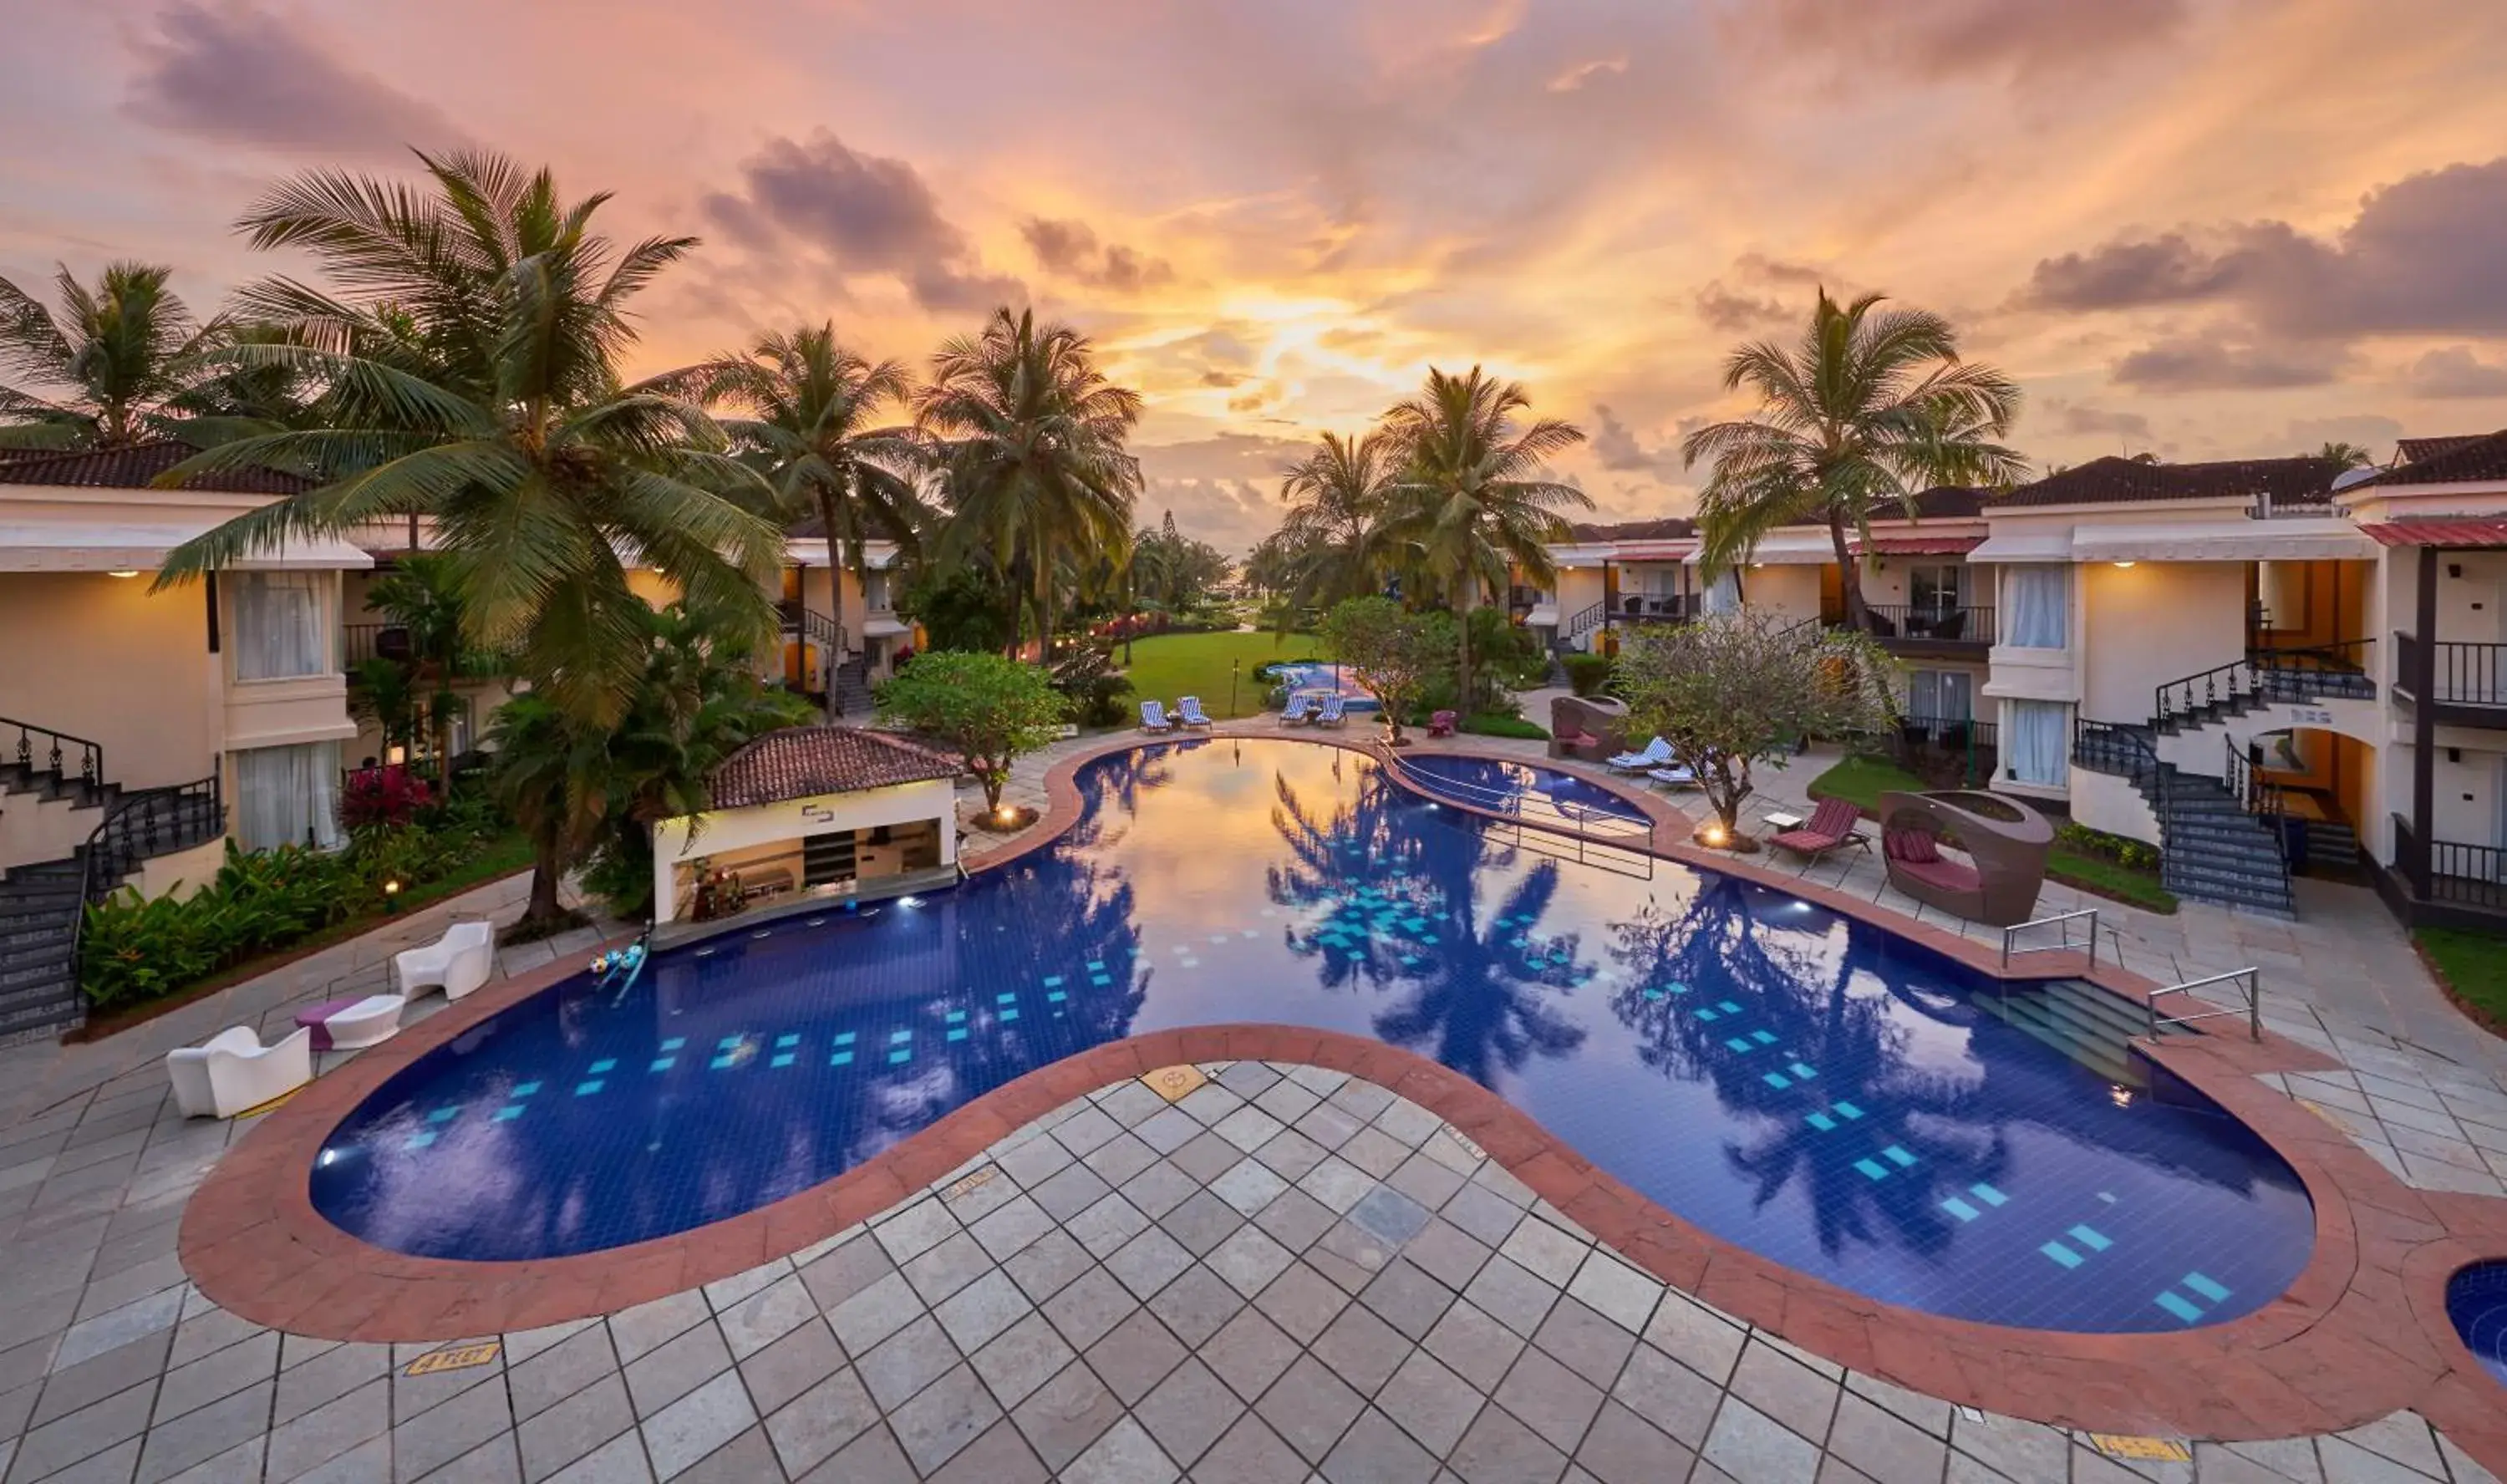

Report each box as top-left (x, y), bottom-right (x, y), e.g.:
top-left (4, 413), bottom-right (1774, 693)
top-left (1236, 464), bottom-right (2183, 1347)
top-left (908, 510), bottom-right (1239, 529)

top-left (2007, 700), bottom-right (2069, 786)
top-left (1909, 670), bottom-right (1972, 722)
top-left (235, 741), bottom-right (343, 851)
top-left (1703, 571), bottom-right (1741, 616)
top-left (2005, 566), bottom-right (2067, 649)
top-left (233, 572), bottom-right (328, 680)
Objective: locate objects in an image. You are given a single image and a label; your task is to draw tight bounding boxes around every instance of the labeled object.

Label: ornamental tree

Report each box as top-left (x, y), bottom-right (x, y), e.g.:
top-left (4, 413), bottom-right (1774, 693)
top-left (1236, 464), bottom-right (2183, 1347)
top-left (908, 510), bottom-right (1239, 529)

top-left (1319, 596), bottom-right (1455, 745)
top-left (1613, 612), bottom-right (1898, 835)
top-left (874, 650), bottom-right (1065, 813)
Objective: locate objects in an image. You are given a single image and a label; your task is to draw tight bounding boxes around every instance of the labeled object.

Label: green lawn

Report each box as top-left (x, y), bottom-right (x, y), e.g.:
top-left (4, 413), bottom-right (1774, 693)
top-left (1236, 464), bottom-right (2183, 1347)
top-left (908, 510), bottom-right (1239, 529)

top-left (1807, 755), bottom-right (2179, 913)
top-left (2417, 928), bottom-right (2507, 1034)
top-left (1117, 630), bottom-right (1318, 720)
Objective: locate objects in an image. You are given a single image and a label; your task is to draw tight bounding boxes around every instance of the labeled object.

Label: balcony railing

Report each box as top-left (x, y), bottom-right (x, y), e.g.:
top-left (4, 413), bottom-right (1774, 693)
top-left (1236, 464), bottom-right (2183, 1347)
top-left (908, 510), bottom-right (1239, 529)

top-left (1610, 594), bottom-right (1693, 623)
top-left (343, 623), bottom-right (408, 668)
top-left (1888, 717), bottom-right (2000, 787)
top-left (1846, 603), bottom-right (1996, 646)
top-left (2397, 632), bottom-right (2507, 708)
top-left (2394, 812), bottom-right (2507, 912)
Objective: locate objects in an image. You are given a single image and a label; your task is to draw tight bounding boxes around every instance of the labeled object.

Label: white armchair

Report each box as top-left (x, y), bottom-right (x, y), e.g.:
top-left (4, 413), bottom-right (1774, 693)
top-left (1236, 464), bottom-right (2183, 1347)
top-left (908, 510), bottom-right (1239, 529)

top-left (166, 1026), bottom-right (315, 1119)
top-left (395, 920), bottom-right (496, 1001)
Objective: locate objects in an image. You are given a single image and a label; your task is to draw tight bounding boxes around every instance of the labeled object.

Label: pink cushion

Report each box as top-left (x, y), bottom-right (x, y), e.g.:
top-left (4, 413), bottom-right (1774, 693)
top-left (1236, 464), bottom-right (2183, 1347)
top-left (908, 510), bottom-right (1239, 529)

top-left (1884, 829), bottom-right (1941, 863)
top-left (1894, 856), bottom-right (1981, 892)
top-left (1771, 828), bottom-right (1840, 853)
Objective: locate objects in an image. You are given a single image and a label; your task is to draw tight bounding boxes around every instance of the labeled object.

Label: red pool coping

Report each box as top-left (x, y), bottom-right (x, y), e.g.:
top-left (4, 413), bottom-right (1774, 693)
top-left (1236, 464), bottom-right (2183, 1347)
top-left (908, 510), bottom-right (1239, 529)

top-left (180, 732), bottom-right (2507, 1464)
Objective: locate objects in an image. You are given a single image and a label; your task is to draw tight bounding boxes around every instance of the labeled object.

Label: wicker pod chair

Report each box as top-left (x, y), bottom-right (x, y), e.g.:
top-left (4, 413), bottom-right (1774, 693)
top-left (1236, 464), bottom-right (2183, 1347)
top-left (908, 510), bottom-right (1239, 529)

top-left (1876, 790), bottom-right (2054, 927)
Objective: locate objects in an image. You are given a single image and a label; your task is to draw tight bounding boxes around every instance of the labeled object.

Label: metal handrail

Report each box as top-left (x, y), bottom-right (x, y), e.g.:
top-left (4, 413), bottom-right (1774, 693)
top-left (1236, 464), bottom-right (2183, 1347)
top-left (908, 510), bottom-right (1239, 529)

top-left (2001, 908), bottom-right (2101, 968)
top-left (3, 715), bottom-right (104, 795)
top-left (1561, 601), bottom-right (1608, 642)
top-left (2148, 967), bottom-right (2261, 1040)
top-left (70, 773), bottom-right (225, 968)
top-left (1377, 750), bottom-right (1652, 842)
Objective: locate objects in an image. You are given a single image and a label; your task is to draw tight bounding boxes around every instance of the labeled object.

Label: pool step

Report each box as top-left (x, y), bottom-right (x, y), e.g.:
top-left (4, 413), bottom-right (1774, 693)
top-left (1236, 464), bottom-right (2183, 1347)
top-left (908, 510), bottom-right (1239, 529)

top-left (1974, 979), bottom-right (2170, 1089)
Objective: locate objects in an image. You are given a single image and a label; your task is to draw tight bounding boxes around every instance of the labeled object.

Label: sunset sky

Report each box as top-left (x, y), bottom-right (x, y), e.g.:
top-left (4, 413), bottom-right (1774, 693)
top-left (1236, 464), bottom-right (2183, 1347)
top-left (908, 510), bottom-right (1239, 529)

top-left (6, 0), bottom-right (2506, 554)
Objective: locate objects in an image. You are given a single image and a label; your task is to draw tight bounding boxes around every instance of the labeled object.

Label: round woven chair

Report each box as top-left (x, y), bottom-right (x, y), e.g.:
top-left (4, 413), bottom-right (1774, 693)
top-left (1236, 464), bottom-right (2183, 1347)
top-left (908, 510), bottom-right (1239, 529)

top-left (1876, 789), bottom-right (2054, 927)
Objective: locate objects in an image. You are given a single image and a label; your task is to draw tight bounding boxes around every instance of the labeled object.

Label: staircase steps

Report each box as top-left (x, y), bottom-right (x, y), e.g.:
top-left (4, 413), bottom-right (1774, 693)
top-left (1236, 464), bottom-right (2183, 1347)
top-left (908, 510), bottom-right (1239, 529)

top-left (831, 657), bottom-right (877, 718)
top-left (1974, 978), bottom-right (2176, 1088)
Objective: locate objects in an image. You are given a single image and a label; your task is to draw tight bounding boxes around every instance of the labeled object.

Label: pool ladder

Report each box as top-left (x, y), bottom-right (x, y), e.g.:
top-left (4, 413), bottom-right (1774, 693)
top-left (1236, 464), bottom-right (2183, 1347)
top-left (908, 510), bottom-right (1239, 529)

top-left (2148, 967), bottom-right (2263, 1041)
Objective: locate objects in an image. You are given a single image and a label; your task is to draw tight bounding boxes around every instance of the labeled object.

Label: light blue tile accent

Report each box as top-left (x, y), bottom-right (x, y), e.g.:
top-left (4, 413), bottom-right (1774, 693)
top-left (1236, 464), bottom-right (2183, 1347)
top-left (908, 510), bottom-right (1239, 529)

top-left (2068, 1226), bottom-right (2113, 1252)
top-left (1762, 1072), bottom-right (1792, 1089)
top-left (491, 1105), bottom-right (524, 1122)
top-left (511, 1081), bottom-right (542, 1097)
top-left (1668, 982), bottom-right (1689, 994)
top-left (833, 1032), bottom-right (857, 1046)
top-left (1941, 1197), bottom-right (1980, 1222)
top-left (831, 1051), bottom-right (854, 1066)
top-left (717, 1037), bottom-right (743, 1051)
top-left (1806, 1113), bottom-right (1836, 1131)
top-left (770, 1053), bottom-right (796, 1068)
top-left (660, 1037), bottom-right (686, 1051)
top-left (1053, 990), bottom-right (1072, 1002)
top-left (709, 1055), bottom-right (735, 1070)
top-left (1834, 1101), bottom-right (1864, 1120)
top-left (1750, 1029), bottom-right (1777, 1046)
top-left (574, 1080), bottom-right (604, 1095)
top-left (999, 1009), bottom-right (1020, 1022)
top-left (2041, 1241), bottom-right (2083, 1269)
top-left (946, 1029), bottom-right (968, 1043)
top-left (1089, 975), bottom-right (1110, 987)
top-left (1971, 1182), bottom-right (2006, 1207)
top-left (427, 1107), bottom-right (460, 1124)
top-left (2154, 1291), bottom-right (2204, 1323)
top-left (1725, 1037), bottom-right (1754, 1053)
top-left (1401, 955), bottom-right (1419, 968)
top-left (945, 1010), bottom-right (967, 1024)
top-left (889, 1029), bottom-right (912, 1043)
top-left (2182, 1272), bottom-right (2230, 1303)
top-left (587, 1060), bottom-right (618, 1075)
top-left (1642, 988), bottom-right (1665, 1001)
top-left (887, 1049), bottom-right (910, 1065)
top-left (1086, 961), bottom-right (1105, 972)
top-left (1719, 1000), bottom-right (1742, 1014)
top-left (1787, 1062), bottom-right (1816, 1080)
top-left (997, 992), bottom-right (1017, 1004)
top-left (1882, 1146), bottom-right (1916, 1168)
top-left (1853, 1159), bottom-right (1889, 1181)
top-left (1043, 975), bottom-right (1065, 988)
top-left (1696, 1008), bottom-right (1720, 1022)
top-left (648, 1057), bottom-right (675, 1072)
top-left (405, 1131), bottom-right (438, 1150)
top-left (775, 1034), bottom-right (801, 1048)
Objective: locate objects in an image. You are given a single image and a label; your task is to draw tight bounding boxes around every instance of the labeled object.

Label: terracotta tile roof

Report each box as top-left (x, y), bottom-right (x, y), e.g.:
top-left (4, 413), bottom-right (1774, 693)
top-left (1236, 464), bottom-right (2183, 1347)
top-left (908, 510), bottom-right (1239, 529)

top-left (1993, 455), bottom-right (2342, 509)
top-left (1894, 486), bottom-right (1988, 519)
top-left (0, 440), bottom-right (312, 495)
top-left (2349, 430), bottom-right (2507, 490)
top-left (2356, 517), bottom-right (2507, 548)
top-left (1568, 516), bottom-right (1694, 542)
top-left (2394, 435), bottom-right (2489, 465)
top-left (708, 724), bottom-right (961, 809)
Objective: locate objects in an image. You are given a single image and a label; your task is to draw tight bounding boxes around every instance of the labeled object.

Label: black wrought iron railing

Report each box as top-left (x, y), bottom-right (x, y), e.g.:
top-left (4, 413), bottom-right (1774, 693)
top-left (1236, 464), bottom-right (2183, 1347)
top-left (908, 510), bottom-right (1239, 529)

top-left (73, 775), bottom-right (224, 959)
top-left (1855, 603), bottom-right (1996, 645)
top-left (3, 716), bottom-right (104, 795)
top-left (1614, 594), bottom-right (1692, 623)
top-left (2395, 812), bottom-right (2507, 912)
top-left (2397, 633), bottom-right (2507, 708)
top-left (343, 623), bottom-right (410, 668)
top-left (1506, 585), bottom-right (1543, 613)
top-left (2072, 719), bottom-right (2170, 842)
top-left (2154, 638), bottom-right (2376, 729)
top-left (1561, 601), bottom-right (1608, 643)
top-left (1889, 717), bottom-right (2000, 787)
top-left (2224, 735), bottom-right (2290, 872)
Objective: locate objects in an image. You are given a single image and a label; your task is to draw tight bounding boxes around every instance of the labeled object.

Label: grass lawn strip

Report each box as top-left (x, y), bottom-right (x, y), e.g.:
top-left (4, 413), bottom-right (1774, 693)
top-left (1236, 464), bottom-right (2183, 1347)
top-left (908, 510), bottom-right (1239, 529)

top-left (2414, 927), bottom-right (2507, 1038)
top-left (1116, 630), bottom-right (1316, 719)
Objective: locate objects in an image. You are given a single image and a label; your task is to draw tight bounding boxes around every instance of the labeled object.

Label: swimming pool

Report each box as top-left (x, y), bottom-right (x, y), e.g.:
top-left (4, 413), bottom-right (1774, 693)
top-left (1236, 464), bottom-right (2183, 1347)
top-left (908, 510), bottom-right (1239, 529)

top-left (1396, 753), bottom-right (1650, 829)
top-left (311, 739), bottom-right (2312, 1333)
top-left (2450, 1262), bottom-right (2507, 1388)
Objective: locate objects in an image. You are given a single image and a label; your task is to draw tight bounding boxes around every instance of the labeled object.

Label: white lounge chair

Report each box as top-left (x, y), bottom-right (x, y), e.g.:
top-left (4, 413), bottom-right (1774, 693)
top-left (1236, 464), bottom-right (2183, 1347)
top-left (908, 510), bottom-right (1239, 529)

top-left (1279, 694), bottom-right (1315, 725)
top-left (321, 994), bottom-right (408, 1049)
top-left (395, 920), bottom-right (496, 1002)
top-left (167, 1025), bottom-right (314, 1119)
top-left (1315, 694), bottom-right (1348, 728)
top-left (1648, 760), bottom-right (1701, 791)
top-left (1176, 696), bottom-right (1213, 729)
top-left (1609, 737), bottom-right (1673, 773)
top-left (1140, 699), bottom-right (1175, 733)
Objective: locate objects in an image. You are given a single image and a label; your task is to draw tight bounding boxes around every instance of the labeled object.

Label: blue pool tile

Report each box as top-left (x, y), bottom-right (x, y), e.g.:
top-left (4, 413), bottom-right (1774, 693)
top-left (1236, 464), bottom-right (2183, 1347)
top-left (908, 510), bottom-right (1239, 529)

top-left (1787, 1062), bottom-right (1816, 1080)
top-left (1052, 990), bottom-right (1072, 1002)
top-left (1854, 1159), bottom-right (1889, 1181)
top-left (830, 1051), bottom-right (853, 1066)
top-left (887, 1049), bottom-right (911, 1065)
top-left (2182, 1272), bottom-right (2231, 1304)
top-left (426, 1107), bottom-right (460, 1124)
top-left (1667, 982), bottom-right (1688, 994)
top-left (889, 1029), bottom-right (912, 1044)
top-left (1725, 1037), bottom-right (1754, 1054)
top-left (1941, 1197), bottom-right (1981, 1222)
top-left (1719, 1000), bottom-right (1742, 1014)
top-left (1642, 988), bottom-right (1665, 1001)
top-left (648, 1057), bottom-right (676, 1072)
top-left (1762, 1072), bottom-right (1792, 1089)
top-left (1750, 1029), bottom-right (1777, 1046)
top-left (2069, 1226), bottom-right (2113, 1252)
top-left (770, 1053), bottom-right (796, 1068)
top-left (510, 1082), bottom-right (541, 1097)
top-left (1833, 1101), bottom-right (1864, 1120)
top-left (996, 992), bottom-right (1017, 1004)
top-left (573, 1080), bottom-right (604, 1096)
top-left (492, 1106), bottom-right (524, 1122)
top-left (1881, 1146), bottom-right (1916, 1168)
top-left (1806, 1113), bottom-right (1836, 1131)
top-left (947, 1029), bottom-right (968, 1043)
top-left (1000, 1009), bottom-right (1020, 1022)
top-left (2154, 1291), bottom-right (2205, 1323)
top-left (1971, 1183), bottom-right (2007, 1207)
top-left (659, 1037), bottom-right (685, 1051)
top-left (709, 1055), bottom-right (735, 1070)
top-left (945, 1010), bottom-right (966, 1024)
top-left (1089, 975), bottom-right (1110, 987)
top-left (1695, 1008), bottom-right (1720, 1022)
top-left (1044, 975), bottom-right (1065, 988)
top-left (588, 1060), bottom-right (617, 1074)
top-left (716, 1038), bottom-right (743, 1051)
top-left (404, 1131), bottom-right (438, 1150)
top-left (833, 1032), bottom-right (856, 1046)
top-left (2041, 1241), bottom-right (2084, 1269)
top-left (1086, 961), bottom-right (1105, 972)
top-left (775, 1034), bottom-right (801, 1048)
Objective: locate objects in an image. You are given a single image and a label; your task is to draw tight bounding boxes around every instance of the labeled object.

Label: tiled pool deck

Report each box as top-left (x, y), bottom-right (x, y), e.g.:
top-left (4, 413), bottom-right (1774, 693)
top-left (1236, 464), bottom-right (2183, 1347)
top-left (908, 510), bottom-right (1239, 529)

top-left (3, 725), bottom-right (2505, 1482)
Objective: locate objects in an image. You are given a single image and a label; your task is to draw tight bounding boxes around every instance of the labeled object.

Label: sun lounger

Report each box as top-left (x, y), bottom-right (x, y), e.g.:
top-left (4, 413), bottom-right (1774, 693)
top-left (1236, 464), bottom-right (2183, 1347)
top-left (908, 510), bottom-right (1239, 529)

top-left (1315, 694), bottom-right (1348, 728)
top-left (167, 1025), bottom-right (314, 1119)
top-left (1280, 694), bottom-right (1315, 725)
top-left (1608, 737), bottom-right (1673, 772)
top-left (1767, 796), bottom-right (1870, 861)
top-left (1647, 761), bottom-right (1700, 790)
top-left (1140, 699), bottom-right (1175, 733)
top-left (1177, 695), bottom-right (1213, 729)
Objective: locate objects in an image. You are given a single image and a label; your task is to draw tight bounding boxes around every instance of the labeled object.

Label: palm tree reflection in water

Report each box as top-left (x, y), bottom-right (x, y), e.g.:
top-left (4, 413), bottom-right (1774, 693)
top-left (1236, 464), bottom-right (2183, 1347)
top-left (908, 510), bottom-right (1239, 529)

top-left (1269, 763), bottom-right (1587, 1087)
top-left (1608, 879), bottom-right (2006, 1259)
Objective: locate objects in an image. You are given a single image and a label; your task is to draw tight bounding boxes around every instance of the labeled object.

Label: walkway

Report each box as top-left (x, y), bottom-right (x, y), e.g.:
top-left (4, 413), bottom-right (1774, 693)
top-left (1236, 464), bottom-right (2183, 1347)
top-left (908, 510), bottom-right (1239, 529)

top-left (0, 725), bottom-right (2501, 1483)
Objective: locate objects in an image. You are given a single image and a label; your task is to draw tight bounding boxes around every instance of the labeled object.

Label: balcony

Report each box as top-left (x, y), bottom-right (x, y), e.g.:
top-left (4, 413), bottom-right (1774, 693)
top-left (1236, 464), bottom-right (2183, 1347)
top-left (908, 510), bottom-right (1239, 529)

top-left (2393, 633), bottom-right (2507, 727)
top-left (1609, 594), bottom-right (1693, 624)
top-left (2389, 813), bottom-right (2507, 928)
top-left (1833, 603), bottom-right (1996, 656)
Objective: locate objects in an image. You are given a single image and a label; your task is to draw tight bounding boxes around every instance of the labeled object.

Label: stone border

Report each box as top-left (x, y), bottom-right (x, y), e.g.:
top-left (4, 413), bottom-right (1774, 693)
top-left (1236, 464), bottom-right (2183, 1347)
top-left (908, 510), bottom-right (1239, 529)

top-left (179, 733), bottom-right (2507, 1467)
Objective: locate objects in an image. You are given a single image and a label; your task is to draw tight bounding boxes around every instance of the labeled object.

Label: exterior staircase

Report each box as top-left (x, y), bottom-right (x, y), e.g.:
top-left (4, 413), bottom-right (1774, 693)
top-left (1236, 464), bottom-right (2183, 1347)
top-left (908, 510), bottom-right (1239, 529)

top-left (831, 654), bottom-right (877, 718)
top-left (0, 718), bottom-right (225, 1042)
top-left (1971, 978), bottom-right (2184, 1088)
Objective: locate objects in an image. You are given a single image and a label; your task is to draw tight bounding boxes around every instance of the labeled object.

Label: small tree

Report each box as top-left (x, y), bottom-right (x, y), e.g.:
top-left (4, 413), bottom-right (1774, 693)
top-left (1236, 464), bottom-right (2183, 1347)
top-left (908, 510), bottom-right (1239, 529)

top-left (1613, 612), bottom-right (1898, 836)
top-left (1319, 597), bottom-right (1454, 746)
top-left (875, 651), bottom-right (1065, 815)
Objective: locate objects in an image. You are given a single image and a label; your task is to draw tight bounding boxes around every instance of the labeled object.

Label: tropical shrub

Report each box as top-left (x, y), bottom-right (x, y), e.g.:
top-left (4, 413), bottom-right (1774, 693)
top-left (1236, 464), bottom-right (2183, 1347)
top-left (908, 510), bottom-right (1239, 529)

top-left (1561, 653), bottom-right (1613, 697)
top-left (875, 650), bottom-right (1065, 812)
top-left (341, 766), bottom-right (435, 829)
top-left (1319, 597), bottom-right (1455, 745)
top-left (2057, 821), bottom-right (2161, 872)
top-left (1050, 645), bottom-right (1135, 727)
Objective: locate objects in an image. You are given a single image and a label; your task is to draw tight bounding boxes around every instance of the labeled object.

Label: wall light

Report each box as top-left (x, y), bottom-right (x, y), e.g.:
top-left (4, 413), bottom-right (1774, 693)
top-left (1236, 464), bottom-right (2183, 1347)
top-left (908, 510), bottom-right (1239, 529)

top-left (107, 570), bottom-right (140, 579)
top-left (2111, 561), bottom-right (2137, 569)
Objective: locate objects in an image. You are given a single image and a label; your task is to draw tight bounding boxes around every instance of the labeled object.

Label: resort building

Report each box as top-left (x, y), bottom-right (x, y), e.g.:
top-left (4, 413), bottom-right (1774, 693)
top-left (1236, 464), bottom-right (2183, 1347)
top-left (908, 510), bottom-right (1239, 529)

top-left (648, 724), bottom-right (960, 932)
top-left (0, 443), bottom-right (372, 1038)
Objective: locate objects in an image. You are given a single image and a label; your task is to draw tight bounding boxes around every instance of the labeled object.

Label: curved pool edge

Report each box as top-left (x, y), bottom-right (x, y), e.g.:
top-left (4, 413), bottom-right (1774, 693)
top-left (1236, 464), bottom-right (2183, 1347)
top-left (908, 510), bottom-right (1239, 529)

top-left (175, 730), bottom-right (2507, 1460)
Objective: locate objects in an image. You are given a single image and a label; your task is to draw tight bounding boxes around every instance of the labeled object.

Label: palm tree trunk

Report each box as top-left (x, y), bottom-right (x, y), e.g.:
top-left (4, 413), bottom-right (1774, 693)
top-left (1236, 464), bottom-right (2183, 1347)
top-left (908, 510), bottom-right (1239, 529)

top-left (1002, 556), bottom-right (1025, 660)
top-left (1456, 583), bottom-right (1476, 719)
top-left (1827, 511), bottom-right (1867, 633)
top-left (814, 485), bottom-right (845, 720)
top-left (525, 835), bottom-right (567, 925)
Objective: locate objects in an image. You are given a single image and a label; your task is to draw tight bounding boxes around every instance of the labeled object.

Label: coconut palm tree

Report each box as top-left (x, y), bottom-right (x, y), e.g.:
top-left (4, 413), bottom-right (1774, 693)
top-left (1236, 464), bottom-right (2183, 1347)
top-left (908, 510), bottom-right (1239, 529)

top-left (157, 151), bottom-right (785, 742)
top-left (1685, 289), bottom-right (2024, 633)
top-left (2316, 440), bottom-right (2375, 470)
top-left (1275, 429), bottom-right (1398, 613)
top-left (0, 262), bottom-right (235, 450)
top-left (1379, 367), bottom-right (1589, 709)
top-left (916, 307), bottom-right (1142, 658)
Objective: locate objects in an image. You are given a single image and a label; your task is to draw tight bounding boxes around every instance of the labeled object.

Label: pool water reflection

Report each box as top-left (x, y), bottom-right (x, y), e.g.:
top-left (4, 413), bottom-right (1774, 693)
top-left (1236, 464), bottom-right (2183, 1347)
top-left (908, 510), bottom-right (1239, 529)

top-left (312, 739), bottom-right (2313, 1334)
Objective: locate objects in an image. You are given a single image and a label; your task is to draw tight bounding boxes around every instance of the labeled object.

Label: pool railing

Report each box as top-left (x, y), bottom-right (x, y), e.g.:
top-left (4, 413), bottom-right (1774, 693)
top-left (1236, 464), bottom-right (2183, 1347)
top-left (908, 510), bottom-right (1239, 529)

top-left (1377, 750), bottom-right (1655, 845)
